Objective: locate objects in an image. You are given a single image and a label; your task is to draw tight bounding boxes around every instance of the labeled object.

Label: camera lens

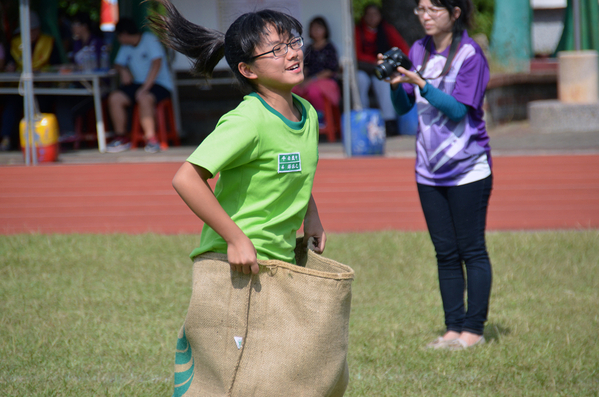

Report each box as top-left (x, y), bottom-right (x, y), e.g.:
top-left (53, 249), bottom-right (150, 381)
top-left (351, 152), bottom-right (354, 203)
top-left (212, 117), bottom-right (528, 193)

top-left (374, 61), bottom-right (393, 80)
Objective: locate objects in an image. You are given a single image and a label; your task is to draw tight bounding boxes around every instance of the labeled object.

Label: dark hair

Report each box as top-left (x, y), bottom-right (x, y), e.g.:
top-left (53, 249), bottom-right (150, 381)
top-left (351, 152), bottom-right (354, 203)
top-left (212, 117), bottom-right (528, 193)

top-left (309, 16), bottom-right (330, 40)
top-left (149, 0), bottom-right (302, 93)
top-left (414, 0), bottom-right (473, 35)
top-left (362, 3), bottom-right (383, 19)
top-left (360, 3), bottom-right (390, 56)
top-left (115, 17), bottom-right (140, 35)
top-left (72, 12), bottom-right (92, 29)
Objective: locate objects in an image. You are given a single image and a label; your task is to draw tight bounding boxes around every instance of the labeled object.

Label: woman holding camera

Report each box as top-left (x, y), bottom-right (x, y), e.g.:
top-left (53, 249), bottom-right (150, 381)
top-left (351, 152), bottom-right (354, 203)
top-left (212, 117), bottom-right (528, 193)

top-left (382, 0), bottom-right (492, 350)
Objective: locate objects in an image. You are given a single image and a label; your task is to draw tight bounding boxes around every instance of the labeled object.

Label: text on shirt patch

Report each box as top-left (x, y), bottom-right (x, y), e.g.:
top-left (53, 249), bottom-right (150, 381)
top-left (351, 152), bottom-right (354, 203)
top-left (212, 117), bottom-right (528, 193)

top-left (278, 153), bottom-right (301, 173)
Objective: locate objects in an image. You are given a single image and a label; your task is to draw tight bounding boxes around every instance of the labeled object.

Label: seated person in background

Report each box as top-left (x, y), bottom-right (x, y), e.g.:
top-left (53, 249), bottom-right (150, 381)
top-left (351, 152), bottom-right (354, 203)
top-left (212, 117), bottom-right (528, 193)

top-left (71, 12), bottom-right (104, 69)
top-left (355, 3), bottom-right (410, 136)
top-left (54, 12), bottom-right (105, 142)
top-left (292, 16), bottom-right (340, 116)
top-left (4, 11), bottom-right (61, 72)
top-left (106, 17), bottom-right (173, 154)
top-left (1, 11), bottom-right (60, 151)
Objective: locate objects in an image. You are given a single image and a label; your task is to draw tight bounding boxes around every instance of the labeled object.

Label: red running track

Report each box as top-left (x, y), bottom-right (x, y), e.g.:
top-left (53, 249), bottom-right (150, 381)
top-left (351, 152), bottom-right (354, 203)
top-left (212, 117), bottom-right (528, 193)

top-left (1, 154), bottom-right (598, 235)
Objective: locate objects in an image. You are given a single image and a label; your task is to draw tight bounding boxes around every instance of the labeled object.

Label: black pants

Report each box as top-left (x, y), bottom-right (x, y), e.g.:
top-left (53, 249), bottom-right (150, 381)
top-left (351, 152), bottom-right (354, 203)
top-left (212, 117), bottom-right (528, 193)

top-left (417, 175), bottom-right (493, 335)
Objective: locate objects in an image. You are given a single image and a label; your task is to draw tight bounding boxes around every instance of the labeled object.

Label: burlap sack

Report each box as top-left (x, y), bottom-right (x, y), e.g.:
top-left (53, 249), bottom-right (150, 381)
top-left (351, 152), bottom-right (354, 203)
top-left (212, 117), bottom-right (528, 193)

top-left (173, 244), bottom-right (354, 397)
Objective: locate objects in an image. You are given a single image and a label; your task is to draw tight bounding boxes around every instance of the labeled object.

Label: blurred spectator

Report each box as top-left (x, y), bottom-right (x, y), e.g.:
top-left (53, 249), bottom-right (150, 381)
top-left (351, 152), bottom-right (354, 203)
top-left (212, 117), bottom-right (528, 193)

top-left (1, 11), bottom-right (59, 151)
top-left (355, 3), bottom-right (409, 136)
top-left (4, 10), bottom-right (61, 72)
top-left (70, 12), bottom-right (104, 70)
top-left (293, 16), bottom-right (340, 115)
top-left (106, 17), bottom-right (173, 154)
top-left (54, 12), bottom-right (106, 142)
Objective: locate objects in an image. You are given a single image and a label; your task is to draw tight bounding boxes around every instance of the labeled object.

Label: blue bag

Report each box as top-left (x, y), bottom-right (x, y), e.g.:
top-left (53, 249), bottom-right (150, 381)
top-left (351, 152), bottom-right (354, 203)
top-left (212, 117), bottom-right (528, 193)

top-left (341, 109), bottom-right (385, 156)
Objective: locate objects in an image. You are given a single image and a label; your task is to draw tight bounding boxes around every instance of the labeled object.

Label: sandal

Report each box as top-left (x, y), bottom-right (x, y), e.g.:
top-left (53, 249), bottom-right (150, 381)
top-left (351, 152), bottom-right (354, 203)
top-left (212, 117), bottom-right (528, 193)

top-left (426, 336), bottom-right (456, 349)
top-left (447, 336), bottom-right (486, 351)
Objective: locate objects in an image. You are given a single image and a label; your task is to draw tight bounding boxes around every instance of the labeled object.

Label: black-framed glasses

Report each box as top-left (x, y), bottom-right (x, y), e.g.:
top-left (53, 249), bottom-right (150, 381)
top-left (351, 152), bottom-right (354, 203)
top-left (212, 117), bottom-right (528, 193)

top-left (250, 37), bottom-right (304, 60)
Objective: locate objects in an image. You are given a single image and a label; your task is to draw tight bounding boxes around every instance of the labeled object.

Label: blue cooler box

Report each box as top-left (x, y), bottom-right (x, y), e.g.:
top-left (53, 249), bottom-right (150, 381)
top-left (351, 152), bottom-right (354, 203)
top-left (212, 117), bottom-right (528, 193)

top-left (341, 109), bottom-right (385, 156)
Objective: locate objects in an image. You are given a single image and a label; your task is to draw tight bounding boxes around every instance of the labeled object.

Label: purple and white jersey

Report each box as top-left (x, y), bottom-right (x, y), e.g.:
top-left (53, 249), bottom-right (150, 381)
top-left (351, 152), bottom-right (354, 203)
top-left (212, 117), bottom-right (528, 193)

top-left (403, 31), bottom-right (491, 186)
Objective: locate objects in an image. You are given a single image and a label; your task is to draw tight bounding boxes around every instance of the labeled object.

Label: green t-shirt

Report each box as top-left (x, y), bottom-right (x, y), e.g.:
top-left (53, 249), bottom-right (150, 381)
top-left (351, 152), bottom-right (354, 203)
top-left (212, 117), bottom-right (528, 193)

top-left (187, 93), bottom-right (319, 263)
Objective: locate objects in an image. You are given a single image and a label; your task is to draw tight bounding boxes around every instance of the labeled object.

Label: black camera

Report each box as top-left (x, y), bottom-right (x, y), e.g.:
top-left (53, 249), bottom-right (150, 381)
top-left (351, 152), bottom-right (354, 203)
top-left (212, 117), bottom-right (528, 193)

top-left (374, 48), bottom-right (413, 80)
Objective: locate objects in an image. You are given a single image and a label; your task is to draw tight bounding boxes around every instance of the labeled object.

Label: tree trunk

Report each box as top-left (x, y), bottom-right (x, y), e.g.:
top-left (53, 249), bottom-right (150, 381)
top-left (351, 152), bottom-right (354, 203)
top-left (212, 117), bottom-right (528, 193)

top-left (381, 0), bottom-right (425, 46)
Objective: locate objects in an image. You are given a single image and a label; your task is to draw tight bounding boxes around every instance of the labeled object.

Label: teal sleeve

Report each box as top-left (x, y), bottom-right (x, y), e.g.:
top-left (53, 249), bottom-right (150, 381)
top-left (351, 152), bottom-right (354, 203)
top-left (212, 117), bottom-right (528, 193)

top-left (420, 82), bottom-right (468, 122)
top-left (390, 84), bottom-right (415, 116)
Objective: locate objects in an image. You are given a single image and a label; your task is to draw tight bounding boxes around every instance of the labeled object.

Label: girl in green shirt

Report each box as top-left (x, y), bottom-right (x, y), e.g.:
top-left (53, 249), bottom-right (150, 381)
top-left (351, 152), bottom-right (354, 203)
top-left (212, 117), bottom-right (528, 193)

top-left (151, 2), bottom-right (326, 274)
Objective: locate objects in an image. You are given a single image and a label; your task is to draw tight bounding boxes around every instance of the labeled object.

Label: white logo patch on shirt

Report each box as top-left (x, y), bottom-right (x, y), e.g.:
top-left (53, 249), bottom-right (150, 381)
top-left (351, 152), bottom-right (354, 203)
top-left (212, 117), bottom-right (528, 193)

top-left (278, 152), bottom-right (302, 173)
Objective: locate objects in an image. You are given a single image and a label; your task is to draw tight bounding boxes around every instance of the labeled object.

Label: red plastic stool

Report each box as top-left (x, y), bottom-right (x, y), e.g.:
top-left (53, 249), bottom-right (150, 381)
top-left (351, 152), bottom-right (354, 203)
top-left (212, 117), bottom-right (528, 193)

top-left (72, 99), bottom-right (110, 150)
top-left (319, 95), bottom-right (341, 142)
top-left (72, 103), bottom-right (108, 149)
top-left (130, 97), bottom-right (180, 150)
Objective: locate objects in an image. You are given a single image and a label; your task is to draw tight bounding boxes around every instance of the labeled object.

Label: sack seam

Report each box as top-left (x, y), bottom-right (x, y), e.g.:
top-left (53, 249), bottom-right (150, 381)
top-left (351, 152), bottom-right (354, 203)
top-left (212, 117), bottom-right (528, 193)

top-left (226, 272), bottom-right (253, 396)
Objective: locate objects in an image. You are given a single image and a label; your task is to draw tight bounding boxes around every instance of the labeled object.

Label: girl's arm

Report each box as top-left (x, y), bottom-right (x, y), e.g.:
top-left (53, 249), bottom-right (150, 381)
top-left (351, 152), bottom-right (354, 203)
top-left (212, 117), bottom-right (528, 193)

top-left (172, 161), bottom-right (259, 275)
top-left (420, 83), bottom-right (468, 123)
top-left (390, 84), bottom-right (415, 116)
top-left (385, 59), bottom-right (467, 122)
top-left (303, 194), bottom-right (326, 254)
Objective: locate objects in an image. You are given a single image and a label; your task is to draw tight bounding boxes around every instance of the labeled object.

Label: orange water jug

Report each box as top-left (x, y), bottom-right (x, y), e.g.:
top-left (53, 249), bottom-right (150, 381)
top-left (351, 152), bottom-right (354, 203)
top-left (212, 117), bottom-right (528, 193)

top-left (19, 113), bottom-right (59, 162)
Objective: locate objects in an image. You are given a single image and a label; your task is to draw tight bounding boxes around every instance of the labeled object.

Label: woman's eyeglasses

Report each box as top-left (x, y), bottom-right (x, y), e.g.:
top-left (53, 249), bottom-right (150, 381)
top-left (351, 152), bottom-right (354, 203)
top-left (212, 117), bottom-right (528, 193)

top-left (413, 6), bottom-right (446, 18)
top-left (251, 37), bottom-right (304, 60)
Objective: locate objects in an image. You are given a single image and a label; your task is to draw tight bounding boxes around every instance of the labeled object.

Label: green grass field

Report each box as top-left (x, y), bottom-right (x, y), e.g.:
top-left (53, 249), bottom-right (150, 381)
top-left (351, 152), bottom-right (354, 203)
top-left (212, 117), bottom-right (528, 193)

top-left (1, 231), bottom-right (598, 396)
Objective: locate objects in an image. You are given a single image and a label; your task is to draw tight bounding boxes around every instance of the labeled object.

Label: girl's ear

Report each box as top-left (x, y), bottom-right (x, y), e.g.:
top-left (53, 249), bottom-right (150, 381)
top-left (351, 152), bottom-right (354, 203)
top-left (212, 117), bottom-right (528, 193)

top-left (238, 62), bottom-right (258, 80)
top-left (452, 7), bottom-right (462, 21)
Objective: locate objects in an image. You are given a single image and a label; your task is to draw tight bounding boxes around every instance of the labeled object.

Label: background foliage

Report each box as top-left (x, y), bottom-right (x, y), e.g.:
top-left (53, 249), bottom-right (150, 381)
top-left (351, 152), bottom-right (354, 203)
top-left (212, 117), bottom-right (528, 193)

top-left (58, 0), bottom-right (100, 21)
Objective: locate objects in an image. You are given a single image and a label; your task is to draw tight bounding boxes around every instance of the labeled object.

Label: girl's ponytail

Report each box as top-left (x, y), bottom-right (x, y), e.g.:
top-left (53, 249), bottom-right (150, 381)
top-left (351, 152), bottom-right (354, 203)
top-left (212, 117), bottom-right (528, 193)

top-left (149, 0), bottom-right (225, 77)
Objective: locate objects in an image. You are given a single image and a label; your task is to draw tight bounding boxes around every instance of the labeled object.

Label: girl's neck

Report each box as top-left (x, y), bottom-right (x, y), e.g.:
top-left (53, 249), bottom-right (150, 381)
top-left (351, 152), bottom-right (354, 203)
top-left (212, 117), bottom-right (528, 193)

top-left (257, 89), bottom-right (301, 122)
top-left (432, 31), bottom-right (453, 53)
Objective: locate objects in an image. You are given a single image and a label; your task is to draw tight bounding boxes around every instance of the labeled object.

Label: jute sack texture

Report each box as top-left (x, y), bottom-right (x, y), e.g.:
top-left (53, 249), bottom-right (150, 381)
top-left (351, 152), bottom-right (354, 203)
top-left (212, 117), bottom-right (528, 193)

top-left (173, 246), bottom-right (354, 397)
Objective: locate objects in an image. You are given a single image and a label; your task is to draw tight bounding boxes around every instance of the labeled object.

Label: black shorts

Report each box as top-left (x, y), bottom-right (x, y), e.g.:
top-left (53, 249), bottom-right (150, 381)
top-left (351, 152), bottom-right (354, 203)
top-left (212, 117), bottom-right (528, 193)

top-left (119, 83), bottom-right (171, 104)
